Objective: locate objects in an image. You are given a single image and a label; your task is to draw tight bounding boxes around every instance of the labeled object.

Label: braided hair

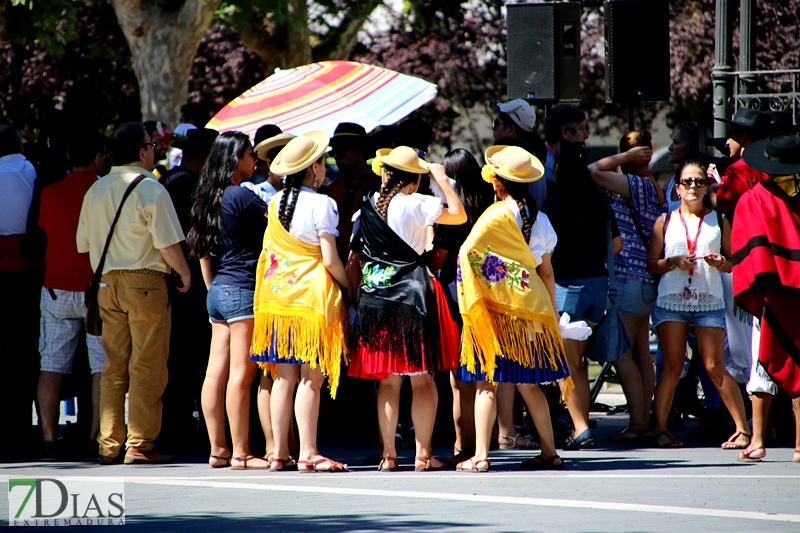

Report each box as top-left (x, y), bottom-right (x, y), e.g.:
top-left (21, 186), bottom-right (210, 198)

top-left (497, 177), bottom-right (538, 243)
top-left (375, 166), bottom-right (420, 221)
top-left (277, 154), bottom-right (324, 231)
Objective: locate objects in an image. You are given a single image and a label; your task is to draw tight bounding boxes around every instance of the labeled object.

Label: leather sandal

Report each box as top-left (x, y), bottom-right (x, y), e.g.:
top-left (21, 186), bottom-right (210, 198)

top-left (230, 455), bottom-right (270, 470)
top-left (653, 431), bottom-right (683, 448)
top-left (269, 457), bottom-right (297, 471)
top-left (298, 456), bottom-right (348, 473)
top-left (721, 430), bottom-right (751, 449)
top-left (377, 456), bottom-right (397, 472)
top-left (792, 449), bottom-right (800, 463)
top-left (456, 457), bottom-right (490, 472)
top-left (414, 455), bottom-right (447, 472)
top-left (498, 433), bottom-right (539, 450)
top-left (737, 447), bottom-right (766, 462)
top-left (609, 424), bottom-right (650, 443)
top-left (520, 454), bottom-right (565, 471)
top-left (209, 453), bottom-right (232, 468)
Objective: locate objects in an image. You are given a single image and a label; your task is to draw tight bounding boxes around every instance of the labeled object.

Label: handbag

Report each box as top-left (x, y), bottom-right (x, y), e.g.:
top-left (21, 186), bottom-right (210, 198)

top-left (585, 202), bottom-right (632, 363)
top-left (85, 175), bottom-right (146, 336)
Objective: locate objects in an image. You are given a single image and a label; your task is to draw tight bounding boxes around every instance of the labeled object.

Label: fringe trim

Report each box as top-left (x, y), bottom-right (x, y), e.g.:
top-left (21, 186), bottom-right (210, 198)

top-left (251, 301), bottom-right (349, 399)
top-left (460, 299), bottom-right (572, 400)
top-left (354, 297), bottom-right (437, 373)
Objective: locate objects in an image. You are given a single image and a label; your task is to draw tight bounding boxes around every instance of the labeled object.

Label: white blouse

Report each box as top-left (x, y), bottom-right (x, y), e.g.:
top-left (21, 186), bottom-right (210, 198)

top-left (503, 198), bottom-right (557, 266)
top-left (353, 192), bottom-right (443, 255)
top-left (657, 210), bottom-right (724, 311)
top-left (273, 186), bottom-right (339, 246)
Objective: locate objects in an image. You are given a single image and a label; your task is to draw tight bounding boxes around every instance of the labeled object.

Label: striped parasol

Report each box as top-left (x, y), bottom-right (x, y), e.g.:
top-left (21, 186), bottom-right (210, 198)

top-left (207, 61), bottom-right (438, 139)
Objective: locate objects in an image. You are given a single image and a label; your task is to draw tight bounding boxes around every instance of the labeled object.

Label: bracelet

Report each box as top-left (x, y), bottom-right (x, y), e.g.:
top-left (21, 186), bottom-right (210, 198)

top-left (719, 257), bottom-right (727, 270)
top-left (665, 257), bottom-right (671, 273)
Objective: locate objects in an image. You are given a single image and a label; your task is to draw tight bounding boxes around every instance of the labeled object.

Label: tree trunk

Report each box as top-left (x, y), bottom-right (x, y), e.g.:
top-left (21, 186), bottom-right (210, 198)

top-left (111, 0), bottom-right (221, 126)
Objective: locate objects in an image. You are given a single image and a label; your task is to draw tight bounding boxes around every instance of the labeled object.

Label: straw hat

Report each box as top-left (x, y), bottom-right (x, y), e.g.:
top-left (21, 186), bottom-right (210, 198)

top-left (374, 146), bottom-right (429, 174)
top-left (254, 133), bottom-right (295, 162)
top-left (482, 145), bottom-right (544, 183)
top-left (269, 131), bottom-right (329, 175)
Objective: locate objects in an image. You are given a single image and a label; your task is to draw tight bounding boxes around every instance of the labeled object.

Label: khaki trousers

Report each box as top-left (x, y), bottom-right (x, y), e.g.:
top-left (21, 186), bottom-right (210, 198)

top-left (98, 270), bottom-right (170, 458)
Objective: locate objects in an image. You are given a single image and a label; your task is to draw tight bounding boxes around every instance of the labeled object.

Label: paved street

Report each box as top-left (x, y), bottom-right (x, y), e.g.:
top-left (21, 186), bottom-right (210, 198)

top-left (2, 414), bottom-right (799, 532)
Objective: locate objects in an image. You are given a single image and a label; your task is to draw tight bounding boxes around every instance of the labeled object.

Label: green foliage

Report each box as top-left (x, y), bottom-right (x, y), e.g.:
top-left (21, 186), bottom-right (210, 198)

top-left (7, 0), bottom-right (86, 57)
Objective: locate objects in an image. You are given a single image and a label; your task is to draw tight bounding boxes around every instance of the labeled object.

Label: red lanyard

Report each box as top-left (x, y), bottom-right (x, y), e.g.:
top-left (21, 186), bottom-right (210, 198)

top-left (678, 208), bottom-right (704, 277)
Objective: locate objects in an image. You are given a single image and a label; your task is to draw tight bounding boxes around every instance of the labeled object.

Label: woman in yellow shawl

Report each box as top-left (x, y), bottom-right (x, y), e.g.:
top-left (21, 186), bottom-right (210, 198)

top-left (456, 145), bottom-right (572, 472)
top-left (250, 132), bottom-right (353, 472)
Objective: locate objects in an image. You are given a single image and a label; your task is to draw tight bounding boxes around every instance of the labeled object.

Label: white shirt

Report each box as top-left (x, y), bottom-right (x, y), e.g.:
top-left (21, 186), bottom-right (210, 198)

top-left (353, 192), bottom-right (443, 255)
top-left (275, 186), bottom-right (339, 245)
top-left (428, 177), bottom-right (456, 204)
top-left (242, 180), bottom-right (278, 205)
top-left (0, 153), bottom-right (37, 236)
top-left (503, 198), bottom-right (557, 266)
top-left (657, 210), bottom-right (725, 311)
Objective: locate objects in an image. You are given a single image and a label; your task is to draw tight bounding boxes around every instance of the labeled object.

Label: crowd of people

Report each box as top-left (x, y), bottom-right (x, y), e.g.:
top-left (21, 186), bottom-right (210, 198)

top-left (1, 99), bottom-right (799, 471)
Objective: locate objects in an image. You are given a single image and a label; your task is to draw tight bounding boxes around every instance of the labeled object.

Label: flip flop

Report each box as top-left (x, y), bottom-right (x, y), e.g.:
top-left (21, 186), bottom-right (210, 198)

top-left (737, 447), bottom-right (766, 462)
top-left (721, 431), bottom-right (751, 450)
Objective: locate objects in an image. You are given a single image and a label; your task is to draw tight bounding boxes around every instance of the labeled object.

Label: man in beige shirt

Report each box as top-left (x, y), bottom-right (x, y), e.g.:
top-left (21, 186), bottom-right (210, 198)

top-left (77, 122), bottom-right (191, 464)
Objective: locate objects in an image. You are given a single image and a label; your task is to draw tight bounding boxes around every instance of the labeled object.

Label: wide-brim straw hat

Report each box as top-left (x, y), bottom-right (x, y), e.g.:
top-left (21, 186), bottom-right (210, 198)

top-left (484, 145), bottom-right (544, 183)
top-left (254, 133), bottom-right (295, 161)
top-left (270, 131), bottom-right (329, 175)
top-left (375, 146), bottom-right (429, 174)
top-left (743, 133), bottom-right (800, 176)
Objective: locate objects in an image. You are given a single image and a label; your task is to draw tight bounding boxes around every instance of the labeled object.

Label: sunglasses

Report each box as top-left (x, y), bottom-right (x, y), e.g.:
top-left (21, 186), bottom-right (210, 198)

top-left (679, 178), bottom-right (709, 188)
top-left (140, 141), bottom-right (157, 150)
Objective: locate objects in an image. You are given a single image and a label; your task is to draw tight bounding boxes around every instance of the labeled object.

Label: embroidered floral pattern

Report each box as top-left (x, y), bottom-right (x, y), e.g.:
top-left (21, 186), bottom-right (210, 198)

top-left (361, 262), bottom-right (396, 289)
top-left (468, 246), bottom-right (530, 291)
top-left (263, 251), bottom-right (297, 292)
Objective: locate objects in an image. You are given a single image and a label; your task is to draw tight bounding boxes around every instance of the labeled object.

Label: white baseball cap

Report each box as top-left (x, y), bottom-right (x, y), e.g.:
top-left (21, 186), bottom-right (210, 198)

top-left (496, 99), bottom-right (536, 132)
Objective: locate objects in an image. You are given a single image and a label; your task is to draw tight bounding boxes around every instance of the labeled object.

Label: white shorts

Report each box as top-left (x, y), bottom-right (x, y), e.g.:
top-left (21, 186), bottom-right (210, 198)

top-left (39, 288), bottom-right (105, 374)
top-left (746, 317), bottom-right (778, 395)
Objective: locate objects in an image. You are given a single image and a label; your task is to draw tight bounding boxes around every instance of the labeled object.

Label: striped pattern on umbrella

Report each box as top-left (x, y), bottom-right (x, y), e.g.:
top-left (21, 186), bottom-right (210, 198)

top-left (207, 61), bottom-right (438, 140)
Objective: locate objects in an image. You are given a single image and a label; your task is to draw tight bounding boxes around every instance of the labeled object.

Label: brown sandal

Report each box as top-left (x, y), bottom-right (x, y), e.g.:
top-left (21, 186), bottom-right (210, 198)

top-left (298, 456), bottom-right (348, 472)
top-left (414, 455), bottom-right (447, 472)
top-left (456, 457), bottom-right (490, 472)
top-left (520, 454), bottom-right (564, 470)
top-left (377, 456), bottom-right (397, 472)
top-left (269, 457), bottom-right (297, 471)
top-left (653, 431), bottom-right (683, 448)
top-left (721, 431), bottom-right (751, 449)
top-left (230, 455), bottom-right (270, 470)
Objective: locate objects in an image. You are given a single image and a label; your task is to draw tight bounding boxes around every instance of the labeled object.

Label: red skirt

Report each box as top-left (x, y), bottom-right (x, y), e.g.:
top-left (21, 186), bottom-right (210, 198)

top-left (348, 276), bottom-right (460, 380)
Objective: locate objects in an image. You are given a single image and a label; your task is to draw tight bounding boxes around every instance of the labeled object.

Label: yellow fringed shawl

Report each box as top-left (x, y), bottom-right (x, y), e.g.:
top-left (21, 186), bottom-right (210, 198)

top-left (457, 201), bottom-right (572, 394)
top-left (251, 196), bottom-right (348, 398)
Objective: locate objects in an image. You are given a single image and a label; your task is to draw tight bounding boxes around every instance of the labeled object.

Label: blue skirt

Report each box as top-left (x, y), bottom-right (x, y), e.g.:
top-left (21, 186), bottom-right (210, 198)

top-left (456, 355), bottom-right (570, 385)
top-left (250, 333), bottom-right (304, 365)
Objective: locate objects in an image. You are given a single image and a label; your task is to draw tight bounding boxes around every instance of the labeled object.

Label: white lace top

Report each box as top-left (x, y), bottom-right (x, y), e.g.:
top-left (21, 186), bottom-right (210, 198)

top-left (656, 209), bottom-right (724, 312)
top-left (273, 186), bottom-right (339, 246)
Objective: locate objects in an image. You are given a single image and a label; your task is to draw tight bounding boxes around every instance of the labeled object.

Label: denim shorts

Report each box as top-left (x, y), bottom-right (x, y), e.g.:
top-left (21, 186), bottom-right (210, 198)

top-left (555, 276), bottom-right (608, 325)
top-left (206, 282), bottom-right (255, 323)
top-left (614, 274), bottom-right (657, 318)
top-left (651, 305), bottom-right (726, 330)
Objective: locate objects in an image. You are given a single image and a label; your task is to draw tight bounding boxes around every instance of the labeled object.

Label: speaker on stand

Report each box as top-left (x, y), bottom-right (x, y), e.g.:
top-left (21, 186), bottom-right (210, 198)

top-left (604, 0), bottom-right (670, 129)
top-left (506, 2), bottom-right (582, 104)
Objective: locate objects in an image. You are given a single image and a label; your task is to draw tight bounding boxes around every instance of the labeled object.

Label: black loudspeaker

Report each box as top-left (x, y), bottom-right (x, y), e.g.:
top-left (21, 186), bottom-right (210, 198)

top-left (605, 0), bottom-right (670, 102)
top-left (507, 2), bottom-right (581, 103)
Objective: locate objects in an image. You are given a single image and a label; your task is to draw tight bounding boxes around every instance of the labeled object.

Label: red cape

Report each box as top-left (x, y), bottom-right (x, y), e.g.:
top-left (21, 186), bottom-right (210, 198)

top-left (732, 181), bottom-right (800, 398)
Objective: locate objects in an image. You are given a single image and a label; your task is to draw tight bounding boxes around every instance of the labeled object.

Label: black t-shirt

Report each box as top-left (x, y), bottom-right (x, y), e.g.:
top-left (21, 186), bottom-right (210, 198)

top-left (542, 189), bottom-right (619, 281)
top-left (212, 185), bottom-right (268, 289)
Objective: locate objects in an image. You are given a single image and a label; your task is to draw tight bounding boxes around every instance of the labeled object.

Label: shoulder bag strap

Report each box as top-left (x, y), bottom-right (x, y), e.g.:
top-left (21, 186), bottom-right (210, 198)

top-left (90, 175), bottom-right (147, 285)
top-left (626, 197), bottom-right (650, 248)
top-left (605, 200), bottom-right (618, 307)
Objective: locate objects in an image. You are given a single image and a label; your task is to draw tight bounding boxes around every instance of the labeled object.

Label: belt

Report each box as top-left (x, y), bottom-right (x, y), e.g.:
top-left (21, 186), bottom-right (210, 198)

top-left (120, 268), bottom-right (168, 278)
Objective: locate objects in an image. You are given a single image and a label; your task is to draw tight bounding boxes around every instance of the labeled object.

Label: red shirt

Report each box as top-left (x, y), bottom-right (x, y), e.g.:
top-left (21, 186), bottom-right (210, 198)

top-left (39, 172), bottom-right (98, 291)
top-left (715, 158), bottom-right (769, 216)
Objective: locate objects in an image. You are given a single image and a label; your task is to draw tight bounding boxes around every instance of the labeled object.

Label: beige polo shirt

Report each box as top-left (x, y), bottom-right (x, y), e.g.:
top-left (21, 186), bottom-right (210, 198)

top-left (76, 166), bottom-right (184, 275)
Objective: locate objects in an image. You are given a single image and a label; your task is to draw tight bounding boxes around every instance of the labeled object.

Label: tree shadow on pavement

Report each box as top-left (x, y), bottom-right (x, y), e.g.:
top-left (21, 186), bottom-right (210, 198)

top-left (123, 513), bottom-right (489, 533)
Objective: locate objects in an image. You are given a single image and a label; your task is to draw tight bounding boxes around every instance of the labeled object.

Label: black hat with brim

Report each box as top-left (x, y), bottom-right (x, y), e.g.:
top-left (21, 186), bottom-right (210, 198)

top-left (743, 133), bottom-right (800, 175)
top-left (715, 107), bottom-right (771, 130)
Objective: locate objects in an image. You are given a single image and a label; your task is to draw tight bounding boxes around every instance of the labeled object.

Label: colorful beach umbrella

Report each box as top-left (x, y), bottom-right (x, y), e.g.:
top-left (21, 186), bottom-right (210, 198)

top-left (207, 61), bottom-right (438, 140)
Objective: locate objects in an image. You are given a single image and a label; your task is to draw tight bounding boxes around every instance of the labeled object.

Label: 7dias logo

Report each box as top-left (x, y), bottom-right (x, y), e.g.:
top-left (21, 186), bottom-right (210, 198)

top-left (8, 477), bottom-right (125, 526)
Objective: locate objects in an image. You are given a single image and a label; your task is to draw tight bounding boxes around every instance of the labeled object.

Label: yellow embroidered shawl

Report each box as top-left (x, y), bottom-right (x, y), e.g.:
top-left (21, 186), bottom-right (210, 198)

top-left (457, 201), bottom-right (570, 390)
top-left (252, 196), bottom-right (348, 397)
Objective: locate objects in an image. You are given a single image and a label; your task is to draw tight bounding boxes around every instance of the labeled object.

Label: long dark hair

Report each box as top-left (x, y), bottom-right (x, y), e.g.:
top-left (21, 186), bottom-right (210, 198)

top-left (497, 177), bottom-right (538, 243)
top-left (375, 166), bottom-right (420, 221)
top-left (187, 132), bottom-right (251, 258)
top-left (277, 154), bottom-right (324, 231)
top-left (443, 149), bottom-right (493, 225)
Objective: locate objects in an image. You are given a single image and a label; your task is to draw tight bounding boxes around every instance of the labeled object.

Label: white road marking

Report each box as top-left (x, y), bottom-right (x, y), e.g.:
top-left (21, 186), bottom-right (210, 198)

top-left (125, 477), bottom-right (800, 523)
